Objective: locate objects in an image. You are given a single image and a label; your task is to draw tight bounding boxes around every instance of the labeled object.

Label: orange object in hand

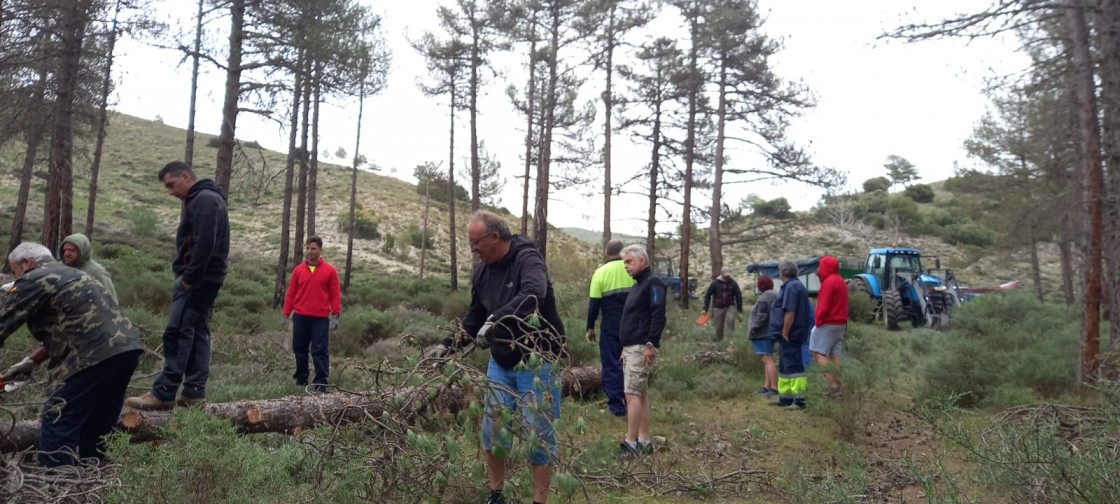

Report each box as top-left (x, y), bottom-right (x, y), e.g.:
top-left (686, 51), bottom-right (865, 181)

top-left (695, 312), bottom-right (710, 326)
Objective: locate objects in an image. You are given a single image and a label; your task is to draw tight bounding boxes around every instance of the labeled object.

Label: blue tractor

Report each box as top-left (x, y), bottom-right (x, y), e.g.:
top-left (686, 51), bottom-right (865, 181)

top-left (652, 257), bottom-right (698, 300)
top-left (848, 247), bottom-right (960, 331)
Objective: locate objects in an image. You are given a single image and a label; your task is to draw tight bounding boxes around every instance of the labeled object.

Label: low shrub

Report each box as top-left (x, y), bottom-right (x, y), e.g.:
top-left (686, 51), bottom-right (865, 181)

top-left (337, 204), bottom-right (381, 240)
top-left (408, 223), bottom-right (435, 250)
top-left (846, 284), bottom-right (874, 323)
top-left (128, 206), bottom-right (162, 237)
top-left (333, 307), bottom-right (403, 356)
top-left (107, 409), bottom-right (317, 503)
top-left (916, 291), bottom-right (1078, 408)
top-left (903, 183), bottom-right (935, 203)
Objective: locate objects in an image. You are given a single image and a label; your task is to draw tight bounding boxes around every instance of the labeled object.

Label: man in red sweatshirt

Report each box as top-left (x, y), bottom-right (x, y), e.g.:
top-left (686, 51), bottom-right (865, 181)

top-left (810, 256), bottom-right (848, 395)
top-left (282, 236), bottom-right (341, 394)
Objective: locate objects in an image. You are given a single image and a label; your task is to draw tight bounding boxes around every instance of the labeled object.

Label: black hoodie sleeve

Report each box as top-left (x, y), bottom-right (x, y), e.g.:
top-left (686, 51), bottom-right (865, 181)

top-left (492, 247), bottom-right (548, 321)
top-left (182, 191), bottom-right (222, 286)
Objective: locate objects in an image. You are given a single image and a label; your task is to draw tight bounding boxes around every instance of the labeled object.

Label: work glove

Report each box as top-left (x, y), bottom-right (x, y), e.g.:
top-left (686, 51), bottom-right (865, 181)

top-left (424, 343), bottom-right (450, 359)
top-left (585, 329), bottom-right (596, 343)
top-left (476, 319), bottom-right (496, 349)
top-left (281, 316), bottom-right (290, 331)
top-left (329, 315), bottom-right (339, 331)
top-left (2, 356), bottom-right (37, 380)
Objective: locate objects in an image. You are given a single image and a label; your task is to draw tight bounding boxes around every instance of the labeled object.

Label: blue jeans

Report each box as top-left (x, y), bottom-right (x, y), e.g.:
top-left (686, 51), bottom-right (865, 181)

top-left (598, 326), bottom-right (626, 415)
top-left (152, 277), bottom-right (221, 401)
top-left (481, 358), bottom-right (561, 465)
top-left (292, 314), bottom-right (329, 390)
top-left (39, 350), bottom-right (140, 467)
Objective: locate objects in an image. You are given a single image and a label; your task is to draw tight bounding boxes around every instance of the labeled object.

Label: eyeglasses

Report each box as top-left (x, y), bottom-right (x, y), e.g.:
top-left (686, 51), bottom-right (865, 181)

top-left (468, 232), bottom-right (495, 249)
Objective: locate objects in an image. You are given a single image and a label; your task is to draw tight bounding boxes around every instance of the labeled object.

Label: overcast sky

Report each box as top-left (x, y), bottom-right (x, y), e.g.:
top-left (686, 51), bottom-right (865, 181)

top-left (113, 0), bottom-right (1029, 236)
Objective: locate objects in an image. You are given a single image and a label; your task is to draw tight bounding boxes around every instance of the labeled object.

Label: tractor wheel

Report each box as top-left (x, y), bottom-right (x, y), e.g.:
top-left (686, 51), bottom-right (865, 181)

top-left (883, 289), bottom-right (905, 331)
top-left (850, 278), bottom-right (877, 323)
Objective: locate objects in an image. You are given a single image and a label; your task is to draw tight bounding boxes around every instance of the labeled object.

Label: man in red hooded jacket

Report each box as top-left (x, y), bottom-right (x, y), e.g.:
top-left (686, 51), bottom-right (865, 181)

top-left (810, 256), bottom-right (848, 394)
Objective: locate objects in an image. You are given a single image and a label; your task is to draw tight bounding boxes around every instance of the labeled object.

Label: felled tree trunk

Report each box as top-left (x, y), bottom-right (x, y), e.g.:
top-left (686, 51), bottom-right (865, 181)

top-left (0, 366), bottom-right (602, 453)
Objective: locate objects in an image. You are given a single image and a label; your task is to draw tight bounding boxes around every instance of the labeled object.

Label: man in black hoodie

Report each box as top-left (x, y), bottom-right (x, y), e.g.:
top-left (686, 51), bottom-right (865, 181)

top-left (428, 210), bottom-right (564, 504)
top-left (126, 161), bottom-right (229, 411)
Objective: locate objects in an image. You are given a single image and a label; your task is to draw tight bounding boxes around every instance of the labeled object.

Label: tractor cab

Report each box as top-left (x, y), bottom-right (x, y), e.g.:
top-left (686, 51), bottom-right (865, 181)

top-left (850, 246), bottom-right (959, 331)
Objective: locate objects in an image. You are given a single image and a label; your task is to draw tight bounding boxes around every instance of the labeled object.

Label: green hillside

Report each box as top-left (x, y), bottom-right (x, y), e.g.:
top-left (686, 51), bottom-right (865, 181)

top-left (0, 112), bottom-right (599, 282)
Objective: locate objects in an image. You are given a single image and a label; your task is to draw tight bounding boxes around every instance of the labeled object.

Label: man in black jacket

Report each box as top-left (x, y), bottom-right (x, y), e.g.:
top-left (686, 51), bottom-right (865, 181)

top-left (702, 266), bottom-right (743, 342)
top-left (428, 210), bottom-right (564, 504)
top-left (126, 161), bottom-right (230, 410)
top-left (617, 244), bottom-right (667, 458)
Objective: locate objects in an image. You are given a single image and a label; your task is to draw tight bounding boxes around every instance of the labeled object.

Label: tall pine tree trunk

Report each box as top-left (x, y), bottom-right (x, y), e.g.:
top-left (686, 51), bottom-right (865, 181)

top-left (308, 62), bottom-right (322, 239)
top-left (44, 0), bottom-right (90, 252)
top-left (215, 0), bottom-right (244, 194)
top-left (517, 51), bottom-right (535, 236)
top-left (533, 4), bottom-right (561, 261)
top-left (678, 13), bottom-right (700, 309)
top-left (1096, 0), bottom-right (1120, 374)
top-left (602, 7), bottom-right (616, 245)
top-left (420, 172), bottom-right (430, 279)
top-left (469, 32), bottom-right (481, 212)
top-left (709, 61), bottom-right (728, 277)
top-left (274, 54), bottom-right (303, 308)
top-left (1066, 1), bottom-right (1104, 386)
top-left (343, 62), bottom-right (367, 293)
top-left (87, 0), bottom-right (122, 239)
top-left (646, 99), bottom-right (663, 261)
top-left (185, 0), bottom-right (204, 165)
top-left (10, 124), bottom-right (45, 256)
top-left (520, 38), bottom-right (537, 236)
top-left (448, 94), bottom-right (459, 291)
top-left (294, 58), bottom-right (312, 265)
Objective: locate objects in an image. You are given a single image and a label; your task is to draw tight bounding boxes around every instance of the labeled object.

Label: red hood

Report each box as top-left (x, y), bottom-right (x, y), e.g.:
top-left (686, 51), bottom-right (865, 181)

top-left (818, 256), bottom-right (839, 280)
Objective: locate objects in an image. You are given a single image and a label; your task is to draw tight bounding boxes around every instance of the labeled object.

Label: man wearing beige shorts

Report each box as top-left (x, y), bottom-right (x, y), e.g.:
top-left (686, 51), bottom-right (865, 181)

top-left (616, 244), bottom-right (667, 458)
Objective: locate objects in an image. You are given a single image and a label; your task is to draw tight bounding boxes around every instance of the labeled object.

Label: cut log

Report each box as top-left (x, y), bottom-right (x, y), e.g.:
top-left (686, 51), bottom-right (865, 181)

top-left (0, 365), bottom-right (602, 453)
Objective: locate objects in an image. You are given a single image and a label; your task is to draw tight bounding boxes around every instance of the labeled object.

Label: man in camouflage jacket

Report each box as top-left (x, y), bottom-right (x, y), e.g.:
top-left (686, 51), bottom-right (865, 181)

top-left (0, 242), bottom-right (143, 467)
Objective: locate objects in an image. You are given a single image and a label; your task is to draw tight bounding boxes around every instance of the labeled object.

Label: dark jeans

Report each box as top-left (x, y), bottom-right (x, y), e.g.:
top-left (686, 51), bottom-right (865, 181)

top-left (598, 326), bottom-right (626, 416)
top-left (292, 314), bottom-right (329, 390)
top-left (152, 277), bottom-right (221, 402)
top-left (39, 350), bottom-right (141, 467)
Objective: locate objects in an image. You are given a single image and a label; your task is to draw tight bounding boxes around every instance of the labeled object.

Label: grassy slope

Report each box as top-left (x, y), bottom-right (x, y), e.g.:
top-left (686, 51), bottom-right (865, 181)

top-left (0, 112), bottom-right (599, 281)
top-left (0, 115), bottom-right (1014, 502)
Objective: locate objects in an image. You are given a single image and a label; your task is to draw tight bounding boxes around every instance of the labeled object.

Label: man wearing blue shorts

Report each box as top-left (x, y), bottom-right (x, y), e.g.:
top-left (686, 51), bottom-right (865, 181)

top-left (428, 210), bottom-right (565, 504)
top-left (748, 275), bottom-right (779, 397)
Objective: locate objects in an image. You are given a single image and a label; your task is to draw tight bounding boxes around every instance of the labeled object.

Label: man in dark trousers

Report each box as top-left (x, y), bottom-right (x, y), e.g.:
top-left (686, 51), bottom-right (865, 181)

top-left (770, 261), bottom-right (811, 409)
top-left (0, 242), bottom-right (143, 467)
top-left (617, 244), bottom-right (667, 458)
top-left (126, 161), bottom-right (229, 410)
top-left (283, 236), bottom-right (341, 394)
top-left (426, 210), bottom-right (565, 504)
top-left (585, 239), bottom-right (634, 417)
top-left (702, 266), bottom-right (743, 341)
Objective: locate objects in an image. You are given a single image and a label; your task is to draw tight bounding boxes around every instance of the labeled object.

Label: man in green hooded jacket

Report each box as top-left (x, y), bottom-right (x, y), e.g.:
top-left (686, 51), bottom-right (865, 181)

top-left (60, 233), bottom-right (117, 302)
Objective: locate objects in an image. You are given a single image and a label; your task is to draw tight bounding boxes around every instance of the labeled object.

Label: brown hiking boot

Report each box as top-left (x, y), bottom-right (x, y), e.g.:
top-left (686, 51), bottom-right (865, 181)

top-left (124, 391), bottom-right (174, 411)
top-left (176, 395), bottom-right (207, 408)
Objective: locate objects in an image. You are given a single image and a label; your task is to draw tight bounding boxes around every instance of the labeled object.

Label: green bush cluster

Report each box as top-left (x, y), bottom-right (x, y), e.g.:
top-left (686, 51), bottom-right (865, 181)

top-left (336, 204), bottom-right (381, 240)
top-left (916, 291), bottom-right (1078, 408)
top-left (846, 283), bottom-right (874, 323)
top-left (816, 191), bottom-right (998, 247)
top-left (903, 183), bottom-right (935, 203)
top-left (408, 223), bottom-right (435, 249)
top-left (127, 206), bottom-right (162, 237)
